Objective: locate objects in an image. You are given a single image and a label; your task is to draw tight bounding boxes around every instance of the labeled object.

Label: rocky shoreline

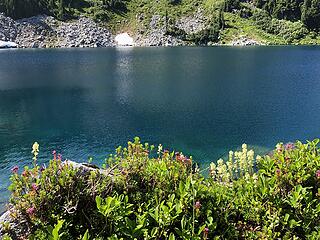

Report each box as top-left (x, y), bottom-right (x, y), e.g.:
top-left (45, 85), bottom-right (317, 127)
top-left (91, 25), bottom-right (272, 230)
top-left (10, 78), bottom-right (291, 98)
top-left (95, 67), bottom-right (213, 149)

top-left (0, 13), bottom-right (114, 48)
top-left (0, 12), bottom-right (261, 48)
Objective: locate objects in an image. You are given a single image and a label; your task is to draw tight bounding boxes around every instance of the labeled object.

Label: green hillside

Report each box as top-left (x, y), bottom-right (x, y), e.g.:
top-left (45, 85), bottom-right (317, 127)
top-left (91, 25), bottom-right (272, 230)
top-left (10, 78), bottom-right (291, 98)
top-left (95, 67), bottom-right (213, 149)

top-left (1, 0), bottom-right (320, 44)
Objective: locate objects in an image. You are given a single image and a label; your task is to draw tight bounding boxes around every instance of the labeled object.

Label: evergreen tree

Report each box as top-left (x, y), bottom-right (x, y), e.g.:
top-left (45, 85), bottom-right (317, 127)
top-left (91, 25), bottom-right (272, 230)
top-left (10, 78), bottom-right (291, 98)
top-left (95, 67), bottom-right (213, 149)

top-left (301, 0), bottom-right (320, 29)
top-left (58, 0), bottom-right (66, 20)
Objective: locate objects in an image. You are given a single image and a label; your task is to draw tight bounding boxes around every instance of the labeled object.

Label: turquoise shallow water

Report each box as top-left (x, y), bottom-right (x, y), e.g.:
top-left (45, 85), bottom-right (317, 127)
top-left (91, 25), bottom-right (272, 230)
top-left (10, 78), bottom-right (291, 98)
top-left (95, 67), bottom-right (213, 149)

top-left (1, 46), bottom-right (320, 211)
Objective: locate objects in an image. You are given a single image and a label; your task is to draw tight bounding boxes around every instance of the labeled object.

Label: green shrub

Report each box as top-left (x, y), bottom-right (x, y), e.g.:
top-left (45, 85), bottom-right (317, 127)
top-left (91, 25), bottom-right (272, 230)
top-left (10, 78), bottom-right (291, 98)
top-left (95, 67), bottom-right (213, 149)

top-left (3, 138), bottom-right (320, 239)
top-left (252, 9), bottom-right (309, 43)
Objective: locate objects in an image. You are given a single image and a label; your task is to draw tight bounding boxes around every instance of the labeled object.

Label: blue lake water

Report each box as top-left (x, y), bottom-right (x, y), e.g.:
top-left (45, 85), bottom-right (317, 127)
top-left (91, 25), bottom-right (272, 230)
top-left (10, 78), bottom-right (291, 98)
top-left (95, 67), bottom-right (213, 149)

top-left (1, 46), bottom-right (320, 211)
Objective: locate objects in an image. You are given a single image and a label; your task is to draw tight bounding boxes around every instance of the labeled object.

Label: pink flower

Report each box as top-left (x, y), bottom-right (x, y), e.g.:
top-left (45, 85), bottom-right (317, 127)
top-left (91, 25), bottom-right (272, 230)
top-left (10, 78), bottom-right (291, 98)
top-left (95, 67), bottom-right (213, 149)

top-left (31, 183), bottom-right (38, 191)
top-left (26, 206), bottom-right (35, 216)
top-left (22, 170), bottom-right (29, 177)
top-left (195, 201), bottom-right (201, 210)
top-left (52, 150), bottom-right (56, 160)
top-left (203, 227), bottom-right (209, 239)
top-left (11, 166), bottom-right (19, 174)
top-left (58, 154), bottom-right (62, 161)
top-left (316, 170), bottom-right (320, 179)
top-left (285, 142), bottom-right (295, 151)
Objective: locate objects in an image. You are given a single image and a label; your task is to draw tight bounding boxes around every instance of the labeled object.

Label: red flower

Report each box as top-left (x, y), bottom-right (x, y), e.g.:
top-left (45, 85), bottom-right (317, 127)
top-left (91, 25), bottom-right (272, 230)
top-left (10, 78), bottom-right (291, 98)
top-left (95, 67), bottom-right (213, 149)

top-left (11, 166), bottom-right (19, 174)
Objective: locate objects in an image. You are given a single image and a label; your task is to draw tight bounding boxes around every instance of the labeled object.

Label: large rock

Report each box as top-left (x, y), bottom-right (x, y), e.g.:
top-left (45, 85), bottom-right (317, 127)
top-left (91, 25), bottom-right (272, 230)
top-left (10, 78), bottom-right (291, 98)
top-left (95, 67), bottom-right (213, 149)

top-left (0, 13), bottom-right (18, 42)
top-left (230, 37), bottom-right (262, 46)
top-left (134, 8), bottom-right (208, 47)
top-left (56, 17), bottom-right (114, 48)
top-left (134, 15), bottom-right (184, 46)
top-left (175, 8), bottom-right (207, 34)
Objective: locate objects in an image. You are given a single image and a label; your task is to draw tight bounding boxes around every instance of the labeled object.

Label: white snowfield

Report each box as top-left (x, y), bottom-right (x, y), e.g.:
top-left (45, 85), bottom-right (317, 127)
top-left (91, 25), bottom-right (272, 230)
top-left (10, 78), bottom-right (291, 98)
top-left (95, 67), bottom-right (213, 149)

top-left (115, 33), bottom-right (134, 46)
top-left (0, 40), bottom-right (18, 48)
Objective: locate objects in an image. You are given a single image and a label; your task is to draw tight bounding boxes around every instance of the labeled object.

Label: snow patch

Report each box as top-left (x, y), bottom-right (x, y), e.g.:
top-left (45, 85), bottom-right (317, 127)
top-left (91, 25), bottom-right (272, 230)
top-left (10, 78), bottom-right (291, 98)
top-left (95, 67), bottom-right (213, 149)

top-left (115, 33), bottom-right (134, 46)
top-left (0, 40), bottom-right (17, 48)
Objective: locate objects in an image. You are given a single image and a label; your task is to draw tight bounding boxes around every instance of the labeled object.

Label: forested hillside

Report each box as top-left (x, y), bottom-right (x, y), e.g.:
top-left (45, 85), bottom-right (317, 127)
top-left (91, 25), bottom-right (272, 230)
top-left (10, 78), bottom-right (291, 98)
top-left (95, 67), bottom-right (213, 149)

top-left (1, 0), bottom-right (320, 44)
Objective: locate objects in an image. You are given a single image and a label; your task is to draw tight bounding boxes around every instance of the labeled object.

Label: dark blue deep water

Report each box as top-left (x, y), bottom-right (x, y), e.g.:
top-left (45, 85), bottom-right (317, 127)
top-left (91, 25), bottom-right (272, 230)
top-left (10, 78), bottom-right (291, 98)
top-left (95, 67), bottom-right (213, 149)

top-left (1, 46), bottom-right (320, 210)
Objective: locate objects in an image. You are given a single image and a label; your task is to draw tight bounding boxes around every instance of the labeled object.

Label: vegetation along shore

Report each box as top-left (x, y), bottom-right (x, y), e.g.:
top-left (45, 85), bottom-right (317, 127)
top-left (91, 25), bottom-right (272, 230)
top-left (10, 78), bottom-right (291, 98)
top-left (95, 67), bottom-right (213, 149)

top-left (2, 0), bottom-right (320, 48)
top-left (0, 138), bottom-right (320, 239)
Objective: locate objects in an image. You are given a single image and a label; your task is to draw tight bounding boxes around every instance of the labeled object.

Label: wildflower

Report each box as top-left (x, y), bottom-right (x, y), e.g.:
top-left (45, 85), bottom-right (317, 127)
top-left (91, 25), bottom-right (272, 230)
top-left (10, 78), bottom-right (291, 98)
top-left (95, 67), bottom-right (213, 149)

top-left (157, 144), bottom-right (163, 154)
top-left (52, 150), bottom-right (57, 160)
top-left (210, 162), bottom-right (216, 177)
top-left (285, 142), bottom-right (295, 151)
top-left (22, 170), bottom-right (29, 177)
top-left (316, 170), bottom-right (320, 179)
top-left (203, 227), bottom-right (209, 239)
top-left (276, 143), bottom-right (283, 153)
top-left (26, 206), bottom-right (35, 216)
top-left (184, 158), bottom-right (192, 166)
top-left (175, 153), bottom-right (185, 162)
top-left (11, 166), bottom-right (19, 174)
top-left (195, 201), bottom-right (201, 210)
top-left (31, 183), bottom-right (38, 191)
top-left (39, 165), bottom-right (45, 172)
top-left (247, 150), bottom-right (254, 158)
top-left (58, 153), bottom-right (62, 161)
top-left (276, 169), bottom-right (281, 176)
top-left (32, 142), bottom-right (40, 160)
top-left (256, 155), bottom-right (262, 162)
top-left (285, 156), bottom-right (291, 163)
top-left (217, 159), bottom-right (224, 165)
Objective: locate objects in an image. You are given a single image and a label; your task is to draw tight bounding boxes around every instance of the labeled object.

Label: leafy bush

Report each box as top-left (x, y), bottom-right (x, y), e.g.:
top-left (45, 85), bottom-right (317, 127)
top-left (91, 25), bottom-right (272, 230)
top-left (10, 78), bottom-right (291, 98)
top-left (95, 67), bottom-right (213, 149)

top-left (3, 138), bottom-right (320, 239)
top-left (252, 9), bottom-right (309, 43)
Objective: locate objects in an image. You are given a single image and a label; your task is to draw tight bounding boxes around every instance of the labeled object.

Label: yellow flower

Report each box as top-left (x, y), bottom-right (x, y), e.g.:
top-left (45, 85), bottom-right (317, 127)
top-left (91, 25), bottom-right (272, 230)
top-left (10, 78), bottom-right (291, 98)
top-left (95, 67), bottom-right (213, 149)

top-left (32, 142), bottom-right (40, 160)
top-left (32, 142), bottom-right (39, 153)
top-left (247, 150), bottom-right (254, 158)
top-left (157, 144), bottom-right (163, 154)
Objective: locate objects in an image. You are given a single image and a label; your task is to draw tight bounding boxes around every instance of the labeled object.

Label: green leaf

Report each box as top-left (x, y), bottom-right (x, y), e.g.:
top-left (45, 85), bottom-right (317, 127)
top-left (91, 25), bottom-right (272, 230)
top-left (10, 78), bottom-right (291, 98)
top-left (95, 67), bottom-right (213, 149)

top-left (169, 233), bottom-right (176, 240)
top-left (51, 219), bottom-right (64, 240)
top-left (81, 230), bottom-right (90, 240)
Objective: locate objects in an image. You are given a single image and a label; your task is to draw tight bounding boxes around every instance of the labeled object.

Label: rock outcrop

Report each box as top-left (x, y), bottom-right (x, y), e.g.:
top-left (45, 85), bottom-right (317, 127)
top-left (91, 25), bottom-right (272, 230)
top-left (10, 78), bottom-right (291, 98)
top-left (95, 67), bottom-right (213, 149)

top-left (134, 15), bottom-right (183, 46)
top-left (0, 11), bottom-right (262, 48)
top-left (0, 13), bottom-right (114, 48)
top-left (230, 37), bottom-right (261, 46)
